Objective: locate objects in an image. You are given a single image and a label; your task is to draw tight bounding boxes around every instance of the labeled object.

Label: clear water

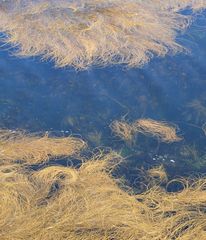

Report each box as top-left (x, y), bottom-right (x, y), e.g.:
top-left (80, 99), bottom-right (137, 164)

top-left (0, 11), bottom-right (206, 182)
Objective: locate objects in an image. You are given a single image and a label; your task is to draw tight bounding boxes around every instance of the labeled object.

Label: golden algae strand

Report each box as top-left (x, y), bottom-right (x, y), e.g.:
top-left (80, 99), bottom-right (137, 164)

top-left (0, 129), bottom-right (86, 165)
top-left (0, 0), bottom-right (206, 69)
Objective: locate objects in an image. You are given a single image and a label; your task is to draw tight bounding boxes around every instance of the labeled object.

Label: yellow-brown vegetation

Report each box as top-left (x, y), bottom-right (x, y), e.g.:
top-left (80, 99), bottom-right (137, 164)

top-left (0, 129), bottom-right (86, 165)
top-left (133, 118), bottom-right (182, 143)
top-left (1, 129), bottom-right (206, 239)
top-left (1, 154), bottom-right (206, 239)
top-left (148, 0), bottom-right (206, 11)
top-left (110, 120), bottom-right (134, 142)
top-left (0, 1), bottom-right (205, 69)
top-left (147, 165), bottom-right (168, 183)
top-left (111, 118), bottom-right (182, 143)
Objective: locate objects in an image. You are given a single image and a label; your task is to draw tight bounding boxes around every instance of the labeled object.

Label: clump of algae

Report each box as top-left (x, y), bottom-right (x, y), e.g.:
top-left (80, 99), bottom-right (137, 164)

top-left (0, 0), bottom-right (206, 69)
top-left (133, 118), bottom-right (182, 143)
top-left (110, 118), bottom-right (182, 143)
top-left (110, 120), bottom-right (134, 143)
top-left (147, 164), bottom-right (168, 183)
top-left (0, 129), bottom-right (86, 165)
top-left (1, 129), bottom-right (206, 239)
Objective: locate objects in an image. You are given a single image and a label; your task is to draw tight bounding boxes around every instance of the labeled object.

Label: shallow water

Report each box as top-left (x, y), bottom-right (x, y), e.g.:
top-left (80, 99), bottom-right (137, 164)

top-left (0, 11), bottom-right (206, 181)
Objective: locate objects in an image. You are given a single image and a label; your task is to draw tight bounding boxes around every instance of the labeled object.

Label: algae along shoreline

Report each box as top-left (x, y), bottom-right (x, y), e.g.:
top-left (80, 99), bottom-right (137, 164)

top-left (1, 1), bottom-right (206, 240)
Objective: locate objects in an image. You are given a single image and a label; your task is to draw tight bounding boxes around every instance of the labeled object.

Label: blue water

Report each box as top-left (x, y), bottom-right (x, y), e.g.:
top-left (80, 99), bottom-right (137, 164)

top-left (1, 11), bottom-right (206, 179)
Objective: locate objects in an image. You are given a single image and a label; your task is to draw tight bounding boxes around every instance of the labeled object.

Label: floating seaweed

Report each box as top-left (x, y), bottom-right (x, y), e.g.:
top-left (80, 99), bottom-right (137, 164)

top-left (133, 118), bottom-right (182, 143)
top-left (0, 129), bottom-right (86, 165)
top-left (1, 1), bottom-right (206, 239)
top-left (110, 120), bottom-right (134, 143)
top-left (0, 1), bottom-right (205, 69)
top-left (147, 164), bottom-right (168, 183)
top-left (1, 134), bottom-right (206, 239)
top-left (111, 118), bottom-right (182, 144)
